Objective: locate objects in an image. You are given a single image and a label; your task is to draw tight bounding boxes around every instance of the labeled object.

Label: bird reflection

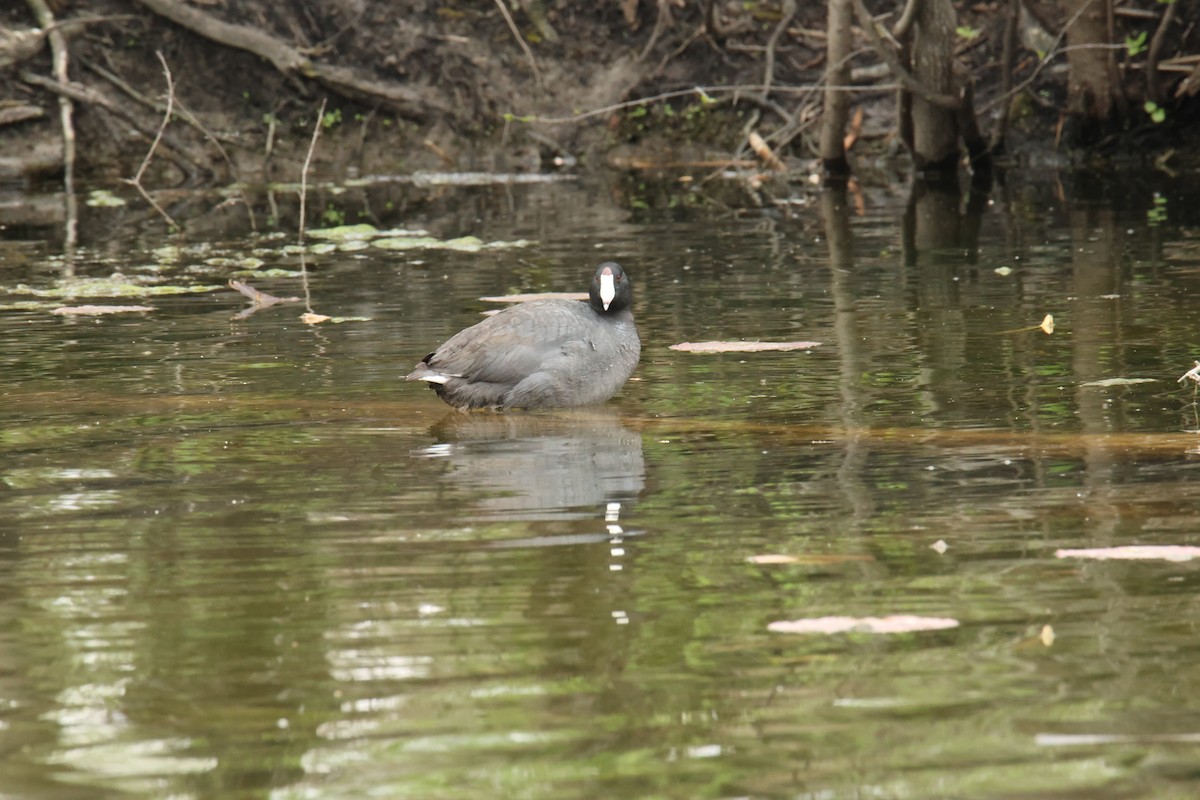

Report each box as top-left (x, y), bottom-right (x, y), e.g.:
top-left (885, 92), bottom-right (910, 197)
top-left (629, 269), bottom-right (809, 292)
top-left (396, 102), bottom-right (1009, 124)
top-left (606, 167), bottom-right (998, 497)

top-left (413, 408), bottom-right (644, 522)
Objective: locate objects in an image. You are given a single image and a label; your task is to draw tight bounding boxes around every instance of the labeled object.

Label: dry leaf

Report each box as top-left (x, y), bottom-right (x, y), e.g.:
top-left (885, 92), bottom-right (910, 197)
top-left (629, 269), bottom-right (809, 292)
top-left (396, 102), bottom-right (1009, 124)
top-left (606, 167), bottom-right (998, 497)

top-left (748, 131), bottom-right (786, 171)
top-left (670, 340), bottom-right (821, 353)
top-left (1040, 624), bottom-right (1055, 646)
top-left (51, 305), bottom-right (154, 315)
top-left (301, 312), bottom-right (331, 324)
top-left (768, 615), bottom-right (960, 635)
top-left (1040, 314), bottom-right (1055, 334)
top-left (843, 106), bottom-right (864, 152)
top-left (620, 0), bottom-right (639, 28)
top-left (1055, 545), bottom-right (1200, 562)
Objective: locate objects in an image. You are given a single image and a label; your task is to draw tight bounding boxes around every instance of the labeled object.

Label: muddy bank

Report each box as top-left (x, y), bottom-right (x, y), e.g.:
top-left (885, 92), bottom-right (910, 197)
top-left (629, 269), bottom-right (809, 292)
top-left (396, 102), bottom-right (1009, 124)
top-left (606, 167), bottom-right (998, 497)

top-left (0, 1), bottom-right (1195, 201)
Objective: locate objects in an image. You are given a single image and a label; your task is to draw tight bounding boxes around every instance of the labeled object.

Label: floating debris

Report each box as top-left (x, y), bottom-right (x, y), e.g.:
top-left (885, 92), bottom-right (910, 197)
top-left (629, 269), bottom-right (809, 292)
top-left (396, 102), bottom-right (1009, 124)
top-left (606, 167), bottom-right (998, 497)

top-left (1055, 545), bottom-right (1200, 562)
top-left (51, 305), bottom-right (155, 315)
top-left (1080, 377), bottom-right (1156, 387)
top-left (670, 340), bottom-right (821, 353)
top-left (12, 274), bottom-right (223, 299)
top-left (768, 615), bottom-right (960, 635)
top-left (747, 553), bottom-right (873, 565)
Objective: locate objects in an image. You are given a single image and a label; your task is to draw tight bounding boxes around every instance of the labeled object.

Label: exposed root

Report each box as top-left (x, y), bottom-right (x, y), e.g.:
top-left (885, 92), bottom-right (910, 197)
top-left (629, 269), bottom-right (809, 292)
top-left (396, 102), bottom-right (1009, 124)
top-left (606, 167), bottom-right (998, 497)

top-left (26, 0), bottom-right (77, 248)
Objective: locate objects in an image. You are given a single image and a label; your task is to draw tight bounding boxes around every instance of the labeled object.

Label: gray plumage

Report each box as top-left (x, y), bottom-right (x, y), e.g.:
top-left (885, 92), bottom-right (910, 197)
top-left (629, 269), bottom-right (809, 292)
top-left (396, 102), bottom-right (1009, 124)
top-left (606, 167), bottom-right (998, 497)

top-left (406, 262), bottom-right (640, 410)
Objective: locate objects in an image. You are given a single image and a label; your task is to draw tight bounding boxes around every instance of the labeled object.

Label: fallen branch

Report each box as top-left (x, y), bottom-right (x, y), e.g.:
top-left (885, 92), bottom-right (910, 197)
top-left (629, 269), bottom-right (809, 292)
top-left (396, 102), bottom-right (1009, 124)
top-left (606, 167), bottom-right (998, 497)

top-left (229, 279), bottom-right (300, 320)
top-left (132, 0), bottom-right (450, 119)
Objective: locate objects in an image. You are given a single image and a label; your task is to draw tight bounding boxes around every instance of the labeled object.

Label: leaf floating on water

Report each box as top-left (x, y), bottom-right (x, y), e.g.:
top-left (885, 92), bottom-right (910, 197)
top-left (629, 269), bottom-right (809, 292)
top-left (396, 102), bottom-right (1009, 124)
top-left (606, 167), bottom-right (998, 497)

top-left (306, 223), bottom-right (385, 241)
top-left (994, 266), bottom-right (1013, 276)
top-left (205, 256), bottom-right (265, 269)
top-left (1178, 361), bottom-right (1200, 385)
top-left (1040, 314), bottom-right (1055, 334)
top-left (768, 615), bottom-right (960, 635)
top-left (670, 341), bottom-right (822, 353)
top-left (1055, 545), bottom-right (1200, 562)
top-left (51, 305), bottom-right (155, 315)
top-left (1080, 377), bottom-right (1157, 387)
top-left (373, 235), bottom-right (531, 252)
top-left (1040, 624), bottom-right (1055, 647)
top-left (747, 553), bottom-right (873, 565)
top-left (480, 292), bottom-right (590, 303)
top-left (301, 312), bottom-right (331, 325)
top-left (930, 539), bottom-right (948, 554)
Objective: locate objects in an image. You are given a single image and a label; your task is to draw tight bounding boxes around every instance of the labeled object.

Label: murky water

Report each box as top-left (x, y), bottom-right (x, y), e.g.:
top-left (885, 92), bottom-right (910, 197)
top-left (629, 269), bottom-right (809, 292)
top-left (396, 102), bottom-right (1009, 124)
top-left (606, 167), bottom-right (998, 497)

top-left (4, 173), bottom-right (1200, 798)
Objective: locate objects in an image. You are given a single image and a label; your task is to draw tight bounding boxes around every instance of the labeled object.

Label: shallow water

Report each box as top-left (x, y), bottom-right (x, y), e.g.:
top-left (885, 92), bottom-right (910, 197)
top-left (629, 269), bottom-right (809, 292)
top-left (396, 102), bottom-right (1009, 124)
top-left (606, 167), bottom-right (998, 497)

top-left (4, 172), bottom-right (1200, 798)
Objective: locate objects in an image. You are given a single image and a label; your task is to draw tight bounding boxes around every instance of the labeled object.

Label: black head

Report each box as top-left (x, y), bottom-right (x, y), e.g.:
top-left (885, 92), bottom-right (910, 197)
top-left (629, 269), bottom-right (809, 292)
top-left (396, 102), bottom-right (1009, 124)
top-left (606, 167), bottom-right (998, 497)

top-left (589, 262), bottom-right (633, 314)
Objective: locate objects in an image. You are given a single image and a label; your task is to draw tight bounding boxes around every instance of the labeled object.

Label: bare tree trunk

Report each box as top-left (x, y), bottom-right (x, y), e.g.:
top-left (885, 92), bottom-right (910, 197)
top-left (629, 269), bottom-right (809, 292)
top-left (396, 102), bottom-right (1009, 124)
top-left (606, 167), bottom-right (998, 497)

top-left (819, 0), bottom-right (853, 179)
top-left (1059, 0), bottom-right (1124, 133)
top-left (990, 0), bottom-right (1019, 153)
top-left (909, 0), bottom-right (959, 173)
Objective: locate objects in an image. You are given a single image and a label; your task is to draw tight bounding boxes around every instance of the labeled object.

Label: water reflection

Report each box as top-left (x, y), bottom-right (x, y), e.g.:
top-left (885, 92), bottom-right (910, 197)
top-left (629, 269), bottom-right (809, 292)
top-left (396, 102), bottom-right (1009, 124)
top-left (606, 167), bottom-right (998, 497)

top-left (413, 409), bottom-right (644, 522)
top-left (7, 173), bottom-right (1200, 799)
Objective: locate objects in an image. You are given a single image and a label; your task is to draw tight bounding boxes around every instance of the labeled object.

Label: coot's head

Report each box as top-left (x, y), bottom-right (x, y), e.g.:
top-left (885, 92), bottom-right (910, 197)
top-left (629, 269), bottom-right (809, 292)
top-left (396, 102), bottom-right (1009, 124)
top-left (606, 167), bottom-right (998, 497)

top-left (590, 262), bottom-right (633, 314)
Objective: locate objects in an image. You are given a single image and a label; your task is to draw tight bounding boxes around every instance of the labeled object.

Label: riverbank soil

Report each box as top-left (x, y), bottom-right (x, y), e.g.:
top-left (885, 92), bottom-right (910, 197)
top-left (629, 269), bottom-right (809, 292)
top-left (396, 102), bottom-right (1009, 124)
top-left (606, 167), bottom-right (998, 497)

top-left (0, 1), bottom-right (1197, 192)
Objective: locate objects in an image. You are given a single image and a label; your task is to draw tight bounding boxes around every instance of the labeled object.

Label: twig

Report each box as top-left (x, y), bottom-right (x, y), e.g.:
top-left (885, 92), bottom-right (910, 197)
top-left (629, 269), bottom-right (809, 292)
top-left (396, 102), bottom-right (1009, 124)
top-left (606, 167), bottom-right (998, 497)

top-left (493, 0), bottom-right (542, 91)
top-left (849, 0), bottom-right (961, 110)
top-left (123, 51), bottom-right (178, 230)
top-left (80, 54), bottom-right (255, 230)
top-left (637, 0), bottom-right (673, 63)
top-left (761, 0), bottom-right (797, 99)
top-left (21, 70), bottom-right (202, 179)
top-left (298, 97), bottom-right (326, 315)
top-left (981, 0), bottom-right (1101, 113)
top-left (26, 0), bottom-right (77, 249)
top-left (298, 97), bottom-right (325, 246)
top-left (535, 82), bottom-right (892, 125)
top-left (80, 55), bottom-right (237, 145)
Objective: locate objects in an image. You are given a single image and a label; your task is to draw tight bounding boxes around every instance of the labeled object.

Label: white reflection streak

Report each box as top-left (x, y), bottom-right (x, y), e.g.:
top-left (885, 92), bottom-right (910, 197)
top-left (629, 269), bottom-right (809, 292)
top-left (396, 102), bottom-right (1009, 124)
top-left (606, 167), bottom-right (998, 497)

top-left (328, 650), bottom-right (433, 682)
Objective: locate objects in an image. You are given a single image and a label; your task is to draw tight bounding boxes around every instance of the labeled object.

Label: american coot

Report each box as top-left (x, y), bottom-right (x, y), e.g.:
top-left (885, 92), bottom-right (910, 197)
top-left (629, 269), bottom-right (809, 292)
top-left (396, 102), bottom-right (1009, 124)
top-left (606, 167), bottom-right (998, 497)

top-left (406, 262), bottom-right (640, 410)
